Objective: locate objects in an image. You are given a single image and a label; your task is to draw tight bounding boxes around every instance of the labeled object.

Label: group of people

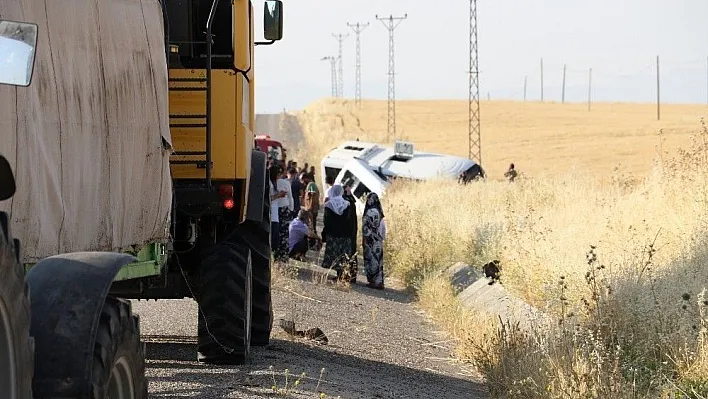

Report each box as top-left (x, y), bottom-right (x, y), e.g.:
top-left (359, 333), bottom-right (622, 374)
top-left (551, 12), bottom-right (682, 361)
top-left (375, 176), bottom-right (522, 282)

top-left (268, 160), bottom-right (320, 261)
top-left (267, 160), bottom-right (387, 290)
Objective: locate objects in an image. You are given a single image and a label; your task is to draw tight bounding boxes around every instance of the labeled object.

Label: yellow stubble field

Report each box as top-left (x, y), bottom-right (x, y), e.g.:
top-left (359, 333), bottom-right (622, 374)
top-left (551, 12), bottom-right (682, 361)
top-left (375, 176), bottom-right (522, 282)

top-left (294, 98), bottom-right (708, 180)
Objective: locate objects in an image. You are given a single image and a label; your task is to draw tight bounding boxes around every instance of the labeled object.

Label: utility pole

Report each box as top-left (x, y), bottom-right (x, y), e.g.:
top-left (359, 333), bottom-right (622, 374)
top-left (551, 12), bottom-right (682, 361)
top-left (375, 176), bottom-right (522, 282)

top-left (561, 63), bottom-right (567, 103)
top-left (656, 55), bottom-right (661, 121)
top-left (332, 33), bottom-right (348, 98)
top-left (376, 13), bottom-right (407, 142)
top-left (321, 56), bottom-right (337, 98)
top-left (587, 67), bottom-right (592, 111)
top-left (524, 75), bottom-right (527, 102)
top-left (468, 0), bottom-right (481, 164)
top-left (541, 58), bottom-right (543, 102)
top-left (347, 22), bottom-right (369, 108)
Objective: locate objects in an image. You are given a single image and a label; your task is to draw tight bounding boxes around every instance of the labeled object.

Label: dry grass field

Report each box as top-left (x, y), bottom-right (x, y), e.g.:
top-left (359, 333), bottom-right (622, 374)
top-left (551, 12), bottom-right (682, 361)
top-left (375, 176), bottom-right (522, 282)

top-left (286, 98), bottom-right (708, 398)
top-left (290, 98), bottom-right (707, 180)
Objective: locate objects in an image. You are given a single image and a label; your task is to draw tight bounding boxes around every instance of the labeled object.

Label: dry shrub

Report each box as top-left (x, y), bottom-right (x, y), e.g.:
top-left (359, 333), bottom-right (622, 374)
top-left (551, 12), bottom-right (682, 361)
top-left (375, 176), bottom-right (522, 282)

top-left (384, 121), bottom-right (708, 397)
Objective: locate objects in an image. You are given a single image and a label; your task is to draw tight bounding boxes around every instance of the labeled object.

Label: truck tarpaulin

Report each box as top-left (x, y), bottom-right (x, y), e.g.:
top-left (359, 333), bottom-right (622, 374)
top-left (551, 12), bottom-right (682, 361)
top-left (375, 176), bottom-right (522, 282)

top-left (0, 0), bottom-right (173, 262)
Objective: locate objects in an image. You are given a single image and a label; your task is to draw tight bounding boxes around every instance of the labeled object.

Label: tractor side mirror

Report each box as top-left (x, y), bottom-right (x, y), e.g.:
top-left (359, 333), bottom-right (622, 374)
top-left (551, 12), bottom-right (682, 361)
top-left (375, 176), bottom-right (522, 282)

top-left (0, 20), bottom-right (39, 87)
top-left (0, 155), bottom-right (16, 201)
top-left (263, 0), bottom-right (283, 41)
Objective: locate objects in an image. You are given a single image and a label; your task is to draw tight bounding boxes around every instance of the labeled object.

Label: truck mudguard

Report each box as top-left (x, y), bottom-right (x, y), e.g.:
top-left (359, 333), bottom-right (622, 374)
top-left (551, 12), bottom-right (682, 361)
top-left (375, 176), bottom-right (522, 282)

top-left (245, 149), bottom-right (268, 224)
top-left (25, 252), bottom-right (136, 397)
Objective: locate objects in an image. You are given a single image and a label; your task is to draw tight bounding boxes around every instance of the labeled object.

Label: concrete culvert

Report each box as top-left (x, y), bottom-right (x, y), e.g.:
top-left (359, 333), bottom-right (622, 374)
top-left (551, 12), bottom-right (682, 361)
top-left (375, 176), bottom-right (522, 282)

top-left (445, 261), bottom-right (551, 333)
top-left (444, 261), bottom-right (482, 294)
top-left (0, 211), bottom-right (33, 399)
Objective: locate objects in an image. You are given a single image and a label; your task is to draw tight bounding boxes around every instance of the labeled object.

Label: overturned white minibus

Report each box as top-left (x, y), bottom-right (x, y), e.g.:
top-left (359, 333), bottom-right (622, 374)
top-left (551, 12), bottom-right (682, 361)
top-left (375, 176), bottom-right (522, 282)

top-left (320, 141), bottom-right (484, 214)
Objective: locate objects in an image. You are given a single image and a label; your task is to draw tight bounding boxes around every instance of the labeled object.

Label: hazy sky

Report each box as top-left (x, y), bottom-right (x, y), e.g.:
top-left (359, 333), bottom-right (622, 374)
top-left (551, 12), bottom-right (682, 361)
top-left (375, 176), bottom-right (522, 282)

top-left (253, 0), bottom-right (708, 113)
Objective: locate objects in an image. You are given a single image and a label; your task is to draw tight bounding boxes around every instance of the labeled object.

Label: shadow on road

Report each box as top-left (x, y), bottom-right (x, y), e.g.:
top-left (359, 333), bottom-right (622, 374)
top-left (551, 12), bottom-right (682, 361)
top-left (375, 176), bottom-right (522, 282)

top-left (146, 340), bottom-right (197, 362)
top-left (277, 260), bottom-right (415, 305)
top-left (145, 337), bottom-right (486, 398)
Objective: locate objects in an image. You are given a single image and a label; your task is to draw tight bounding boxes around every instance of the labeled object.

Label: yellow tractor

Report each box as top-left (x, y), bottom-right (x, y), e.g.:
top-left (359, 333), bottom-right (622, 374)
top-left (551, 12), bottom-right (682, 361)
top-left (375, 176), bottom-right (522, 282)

top-left (110, 0), bottom-right (285, 364)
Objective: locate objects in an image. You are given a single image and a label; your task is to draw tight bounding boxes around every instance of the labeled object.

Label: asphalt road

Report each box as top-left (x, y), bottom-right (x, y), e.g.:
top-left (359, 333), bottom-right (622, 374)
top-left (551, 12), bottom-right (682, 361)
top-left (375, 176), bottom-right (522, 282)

top-left (132, 263), bottom-right (488, 398)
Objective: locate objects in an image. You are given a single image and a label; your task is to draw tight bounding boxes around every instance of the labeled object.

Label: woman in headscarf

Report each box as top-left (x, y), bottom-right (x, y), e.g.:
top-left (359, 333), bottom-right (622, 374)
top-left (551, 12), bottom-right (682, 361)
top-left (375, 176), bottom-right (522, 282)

top-left (362, 193), bottom-right (386, 289)
top-left (320, 184), bottom-right (356, 282)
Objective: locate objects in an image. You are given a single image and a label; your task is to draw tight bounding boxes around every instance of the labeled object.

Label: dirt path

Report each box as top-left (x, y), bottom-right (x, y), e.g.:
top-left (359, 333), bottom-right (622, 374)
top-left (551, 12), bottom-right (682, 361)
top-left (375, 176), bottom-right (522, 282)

top-left (134, 263), bottom-right (487, 398)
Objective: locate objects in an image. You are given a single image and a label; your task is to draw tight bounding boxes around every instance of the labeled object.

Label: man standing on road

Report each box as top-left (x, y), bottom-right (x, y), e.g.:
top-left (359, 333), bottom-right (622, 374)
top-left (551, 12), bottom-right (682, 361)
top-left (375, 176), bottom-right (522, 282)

top-left (301, 173), bottom-right (320, 233)
top-left (288, 167), bottom-right (303, 215)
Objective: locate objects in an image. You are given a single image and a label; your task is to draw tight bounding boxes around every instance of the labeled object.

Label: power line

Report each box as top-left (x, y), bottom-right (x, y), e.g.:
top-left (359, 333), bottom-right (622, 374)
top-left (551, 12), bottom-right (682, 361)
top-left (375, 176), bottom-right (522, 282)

top-left (468, 0), bottom-right (481, 164)
top-left (541, 58), bottom-right (543, 102)
top-left (376, 13), bottom-right (407, 142)
top-left (561, 63), bottom-right (567, 103)
top-left (347, 22), bottom-right (369, 108)
top-left (332, 33), bottom-right (349, 98)
top-left (656, 55), bottom-right (661, 120)
top-left (587, 67), bottom-right (592, 111)
top-left (321, 56), bottom-right (337, 98)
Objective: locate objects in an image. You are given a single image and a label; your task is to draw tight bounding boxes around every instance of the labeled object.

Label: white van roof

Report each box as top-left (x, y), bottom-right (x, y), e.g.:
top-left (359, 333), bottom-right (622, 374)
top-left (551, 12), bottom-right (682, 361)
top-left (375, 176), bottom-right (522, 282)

top-left (321, 141), bottom-right (380, 166)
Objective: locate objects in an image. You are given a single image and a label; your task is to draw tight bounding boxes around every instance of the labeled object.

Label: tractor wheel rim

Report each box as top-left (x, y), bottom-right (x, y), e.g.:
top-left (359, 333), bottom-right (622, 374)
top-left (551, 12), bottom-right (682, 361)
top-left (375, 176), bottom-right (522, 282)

top-left (0, 298), bottom-right (17, 399)
top-left (107, 356), bottom-right (135, 399)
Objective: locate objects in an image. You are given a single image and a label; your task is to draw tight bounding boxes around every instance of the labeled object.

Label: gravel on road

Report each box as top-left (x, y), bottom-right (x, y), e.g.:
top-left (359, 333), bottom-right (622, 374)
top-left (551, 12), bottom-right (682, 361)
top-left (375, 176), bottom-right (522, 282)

top-left (132, 263), bottom-right (488, 398)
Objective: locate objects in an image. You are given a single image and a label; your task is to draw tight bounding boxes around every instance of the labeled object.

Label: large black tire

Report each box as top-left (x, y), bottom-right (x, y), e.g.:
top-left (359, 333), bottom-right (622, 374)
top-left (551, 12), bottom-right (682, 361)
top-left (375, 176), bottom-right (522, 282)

top-left (0, 212), bottom-right (33, 399)
top-left (90, 296), bottom-right (148, 398)
top-left (249, 244), bottom-right (272, 346)
top-left (248, 181), bottom-right (273, 347)
top-left (197, 241), bottom-right (252, 364)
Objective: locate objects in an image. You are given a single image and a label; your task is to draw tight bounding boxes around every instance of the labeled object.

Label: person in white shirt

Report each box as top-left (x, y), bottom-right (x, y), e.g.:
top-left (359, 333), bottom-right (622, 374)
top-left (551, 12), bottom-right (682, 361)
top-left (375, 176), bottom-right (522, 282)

top-left (269, 166), bottom-right (287, 252)
top-left (274, 168), bottom-right (294, 261)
